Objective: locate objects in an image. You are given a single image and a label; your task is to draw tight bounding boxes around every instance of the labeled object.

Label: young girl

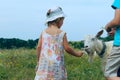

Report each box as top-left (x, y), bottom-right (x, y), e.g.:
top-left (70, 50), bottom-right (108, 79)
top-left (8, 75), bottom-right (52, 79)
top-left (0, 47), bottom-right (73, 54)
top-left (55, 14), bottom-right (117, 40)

top-left (34, 6), bottom-right (83, 80)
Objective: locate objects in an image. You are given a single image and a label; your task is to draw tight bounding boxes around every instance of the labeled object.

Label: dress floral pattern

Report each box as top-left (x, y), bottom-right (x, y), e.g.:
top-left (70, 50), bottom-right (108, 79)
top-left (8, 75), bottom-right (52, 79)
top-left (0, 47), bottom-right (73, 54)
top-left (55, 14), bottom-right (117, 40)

top-left (34, 30), bottom-right (67, 80)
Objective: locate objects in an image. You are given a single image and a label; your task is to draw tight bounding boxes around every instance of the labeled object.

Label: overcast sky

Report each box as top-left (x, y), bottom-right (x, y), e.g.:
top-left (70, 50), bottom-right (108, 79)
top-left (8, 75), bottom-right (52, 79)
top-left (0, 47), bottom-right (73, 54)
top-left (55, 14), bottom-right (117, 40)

top-left (0, 0), bottom-right (114, 41)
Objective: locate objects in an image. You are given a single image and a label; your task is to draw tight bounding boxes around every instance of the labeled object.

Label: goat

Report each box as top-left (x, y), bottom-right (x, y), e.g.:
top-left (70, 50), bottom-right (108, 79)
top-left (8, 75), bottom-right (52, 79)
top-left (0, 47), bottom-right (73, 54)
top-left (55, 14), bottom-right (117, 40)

top-left (84, 30), bottom-right (113, 63)
top-left (83, 30), bottom-right (120, 76)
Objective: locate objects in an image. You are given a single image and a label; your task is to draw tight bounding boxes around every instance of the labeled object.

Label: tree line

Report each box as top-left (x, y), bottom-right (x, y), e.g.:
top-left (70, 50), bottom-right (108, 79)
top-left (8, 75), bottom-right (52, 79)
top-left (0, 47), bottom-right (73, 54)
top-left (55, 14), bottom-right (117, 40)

top-left (0, 36), bottom-right (113, 49)
top-left (0, 38), bottom-right (38, 49)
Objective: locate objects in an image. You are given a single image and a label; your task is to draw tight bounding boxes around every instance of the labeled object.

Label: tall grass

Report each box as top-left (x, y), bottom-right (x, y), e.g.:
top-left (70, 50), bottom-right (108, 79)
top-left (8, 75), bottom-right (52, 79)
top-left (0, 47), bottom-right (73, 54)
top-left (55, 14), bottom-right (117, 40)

top-left (0, 49), bottom-right (105, 80)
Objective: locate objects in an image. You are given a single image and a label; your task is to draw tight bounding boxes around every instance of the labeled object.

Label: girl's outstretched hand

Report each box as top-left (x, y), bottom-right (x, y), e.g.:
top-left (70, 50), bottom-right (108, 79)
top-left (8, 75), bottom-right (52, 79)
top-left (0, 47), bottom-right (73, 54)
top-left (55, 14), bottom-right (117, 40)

top-left (77, 50), bottom-right (84, 57)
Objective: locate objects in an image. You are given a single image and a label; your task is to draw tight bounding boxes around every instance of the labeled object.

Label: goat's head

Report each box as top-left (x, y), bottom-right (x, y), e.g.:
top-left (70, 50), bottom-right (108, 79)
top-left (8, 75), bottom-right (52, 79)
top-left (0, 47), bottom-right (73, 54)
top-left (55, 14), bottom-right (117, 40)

top-left (84, 30), bottom-right (104, 62)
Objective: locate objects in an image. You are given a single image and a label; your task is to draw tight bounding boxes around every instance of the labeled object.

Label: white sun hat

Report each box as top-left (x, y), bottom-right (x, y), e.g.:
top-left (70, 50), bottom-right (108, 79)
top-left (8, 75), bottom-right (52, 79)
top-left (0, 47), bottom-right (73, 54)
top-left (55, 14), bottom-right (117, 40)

top-left (45, 6), bottom-right (66, 24)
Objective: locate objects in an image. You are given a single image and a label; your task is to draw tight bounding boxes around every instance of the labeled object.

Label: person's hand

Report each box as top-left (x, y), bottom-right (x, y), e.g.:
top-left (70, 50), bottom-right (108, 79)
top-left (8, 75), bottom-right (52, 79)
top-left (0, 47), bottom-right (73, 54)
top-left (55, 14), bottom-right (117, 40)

top-left (105, 24), bottom-right (112, 33)
top-left (35, 62), bottom-right (39, 72)
top-left (77, 50), bottom-right (83, 57)
top-left (105, 26), bottom-right (111, 32)
top-left (106, 28), bottom-right (115, 36)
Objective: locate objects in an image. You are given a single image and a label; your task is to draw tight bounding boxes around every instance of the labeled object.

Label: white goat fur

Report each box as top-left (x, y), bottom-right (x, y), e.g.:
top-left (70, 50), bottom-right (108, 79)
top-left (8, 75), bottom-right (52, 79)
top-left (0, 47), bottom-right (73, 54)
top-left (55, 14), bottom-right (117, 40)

top-left (84, 35), bottom-right (113, 71)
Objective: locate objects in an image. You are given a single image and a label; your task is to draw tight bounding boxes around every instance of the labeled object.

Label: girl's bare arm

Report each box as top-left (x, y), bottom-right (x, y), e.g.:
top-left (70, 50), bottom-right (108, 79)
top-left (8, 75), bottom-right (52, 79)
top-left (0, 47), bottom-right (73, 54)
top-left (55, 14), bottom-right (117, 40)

top-left (63, 33), bottom-right (83, 57)
top-left (36, 34), bottom-right (42, 63)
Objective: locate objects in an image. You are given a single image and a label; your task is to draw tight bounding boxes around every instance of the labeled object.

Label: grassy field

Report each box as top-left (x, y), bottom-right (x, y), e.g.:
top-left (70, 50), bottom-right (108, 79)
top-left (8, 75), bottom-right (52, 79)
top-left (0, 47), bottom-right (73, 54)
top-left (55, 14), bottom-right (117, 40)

top-left (0, 48), bottom-right (105, 80)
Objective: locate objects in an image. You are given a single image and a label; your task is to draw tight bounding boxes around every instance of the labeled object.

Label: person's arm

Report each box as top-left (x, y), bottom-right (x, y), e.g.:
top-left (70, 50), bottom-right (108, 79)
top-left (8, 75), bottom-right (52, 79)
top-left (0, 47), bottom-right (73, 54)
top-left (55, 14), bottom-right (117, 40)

top-left (63, 33), bottom-right (83, 57)
top-left (36, 34), bottom-right (42, 64)
top-left (105, 9), bottom-right (120, 32)
top-left (35, 34), bottom-right (42, 72)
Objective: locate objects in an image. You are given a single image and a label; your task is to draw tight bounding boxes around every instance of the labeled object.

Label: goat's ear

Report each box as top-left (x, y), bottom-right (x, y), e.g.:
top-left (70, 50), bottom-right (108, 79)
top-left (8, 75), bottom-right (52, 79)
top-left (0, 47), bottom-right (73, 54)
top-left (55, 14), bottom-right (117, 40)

top-left (95, 30), bottom-right (104, 38)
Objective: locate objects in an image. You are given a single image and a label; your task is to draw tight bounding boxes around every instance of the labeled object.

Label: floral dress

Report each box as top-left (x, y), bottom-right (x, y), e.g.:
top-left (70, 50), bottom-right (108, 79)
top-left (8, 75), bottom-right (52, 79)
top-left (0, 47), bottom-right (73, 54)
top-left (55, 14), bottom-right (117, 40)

top-left (34, 30), bottom-right (67, 80)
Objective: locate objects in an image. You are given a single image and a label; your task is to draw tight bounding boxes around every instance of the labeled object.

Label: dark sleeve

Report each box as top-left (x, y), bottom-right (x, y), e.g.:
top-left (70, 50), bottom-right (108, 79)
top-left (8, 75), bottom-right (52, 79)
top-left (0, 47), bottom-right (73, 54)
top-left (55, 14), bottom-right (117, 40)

top-left (111, 5), bottom-right (117, 9)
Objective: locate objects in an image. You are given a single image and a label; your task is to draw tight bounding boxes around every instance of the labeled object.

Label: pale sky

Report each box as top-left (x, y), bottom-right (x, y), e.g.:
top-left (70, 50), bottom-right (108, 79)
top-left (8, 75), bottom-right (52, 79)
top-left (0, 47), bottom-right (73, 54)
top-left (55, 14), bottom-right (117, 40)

top-left (0, 0), bottom-right (114, 41)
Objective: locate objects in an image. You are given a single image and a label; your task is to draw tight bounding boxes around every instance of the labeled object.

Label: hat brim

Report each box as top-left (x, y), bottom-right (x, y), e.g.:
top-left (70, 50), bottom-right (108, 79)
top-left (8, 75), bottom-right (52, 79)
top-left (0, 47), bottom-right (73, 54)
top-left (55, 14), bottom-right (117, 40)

top-left (45, 14), bottom-right (66, 24)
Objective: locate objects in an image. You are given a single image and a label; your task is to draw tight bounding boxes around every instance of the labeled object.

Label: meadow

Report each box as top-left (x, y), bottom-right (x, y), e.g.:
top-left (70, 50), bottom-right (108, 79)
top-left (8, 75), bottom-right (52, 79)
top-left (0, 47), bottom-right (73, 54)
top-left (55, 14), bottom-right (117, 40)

top-left (0, 48), bottom-right (105, 80)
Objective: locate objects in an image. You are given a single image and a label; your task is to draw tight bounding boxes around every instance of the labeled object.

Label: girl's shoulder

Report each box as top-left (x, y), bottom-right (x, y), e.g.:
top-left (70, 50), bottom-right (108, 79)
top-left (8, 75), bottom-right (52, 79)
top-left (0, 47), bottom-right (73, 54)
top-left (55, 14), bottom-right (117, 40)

top-left (57, 29), bottom-right (66, 34)
top-left (56, 30), bottom-right (66, 37)
top-left (43, 28), bottom-right (66, 36)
